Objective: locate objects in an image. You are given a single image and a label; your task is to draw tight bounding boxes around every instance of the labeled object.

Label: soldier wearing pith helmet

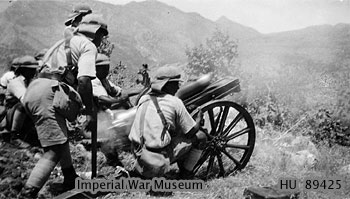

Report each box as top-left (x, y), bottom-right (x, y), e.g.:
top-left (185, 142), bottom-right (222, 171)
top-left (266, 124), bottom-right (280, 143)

top-left (129, 65), bottom-right (206, 179)
top-left (20, 14), bottom-right (109, 198)
top-left (64, 4), bottom-right (93, 39)
top-left (65, 4), bottom-right (92, 27)
top-left (4, 55), bottom-right (38, 148)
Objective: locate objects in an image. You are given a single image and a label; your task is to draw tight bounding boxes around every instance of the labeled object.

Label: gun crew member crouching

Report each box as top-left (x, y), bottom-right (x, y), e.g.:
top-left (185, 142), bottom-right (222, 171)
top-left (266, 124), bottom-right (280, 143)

top-left (128, 65), bottom-right (207, 180)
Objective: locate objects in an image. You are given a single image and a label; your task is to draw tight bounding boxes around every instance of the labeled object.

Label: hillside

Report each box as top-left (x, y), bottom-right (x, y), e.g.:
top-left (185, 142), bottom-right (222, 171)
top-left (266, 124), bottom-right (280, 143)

top-left (1, 1), bottom-right (350, 199)
top-left (216, 16), bottom-right (261, 41)
top-left (0, 0), bottom-right (349, 86)
top-left (0, 0), bottom-right (258, 73)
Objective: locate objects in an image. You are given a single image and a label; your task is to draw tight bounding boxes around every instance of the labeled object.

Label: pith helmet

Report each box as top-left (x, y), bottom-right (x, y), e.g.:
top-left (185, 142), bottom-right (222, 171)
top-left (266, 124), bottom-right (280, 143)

top-left (65, 4), bottom-right (92, 26)
top-left (16, 55), bottom-right (38, 69)
top-left (96, 53), bottom-right (110, 66)
top-left (11, 57), bottom-right (20, 68)
top-left (77, 14), bottom-right (108, 36)
top-left (34, 48), bottom-right (48, 61)
top-left (151, 65), bottom-right (183, 92)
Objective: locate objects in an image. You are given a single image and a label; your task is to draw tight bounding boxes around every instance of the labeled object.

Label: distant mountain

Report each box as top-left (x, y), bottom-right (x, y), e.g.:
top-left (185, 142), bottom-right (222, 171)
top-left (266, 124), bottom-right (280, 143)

top-left (0, 0), bottom-right (69, 71)
top-left (0, 0), bottom-right (349, 80)
top-left (262, 24), bottom-right (350, 68)
top-left (0, 0), bottom-right (264, 73)
top-left (215, 16), bottom-right (261, 41)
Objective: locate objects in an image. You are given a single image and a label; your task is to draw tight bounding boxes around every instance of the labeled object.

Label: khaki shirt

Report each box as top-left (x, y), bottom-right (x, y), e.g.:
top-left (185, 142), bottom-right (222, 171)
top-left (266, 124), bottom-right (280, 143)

top-left (41, 33), bottom-right (97, 79)
top-left (129, 94), bottom-right (196, 148)
top-left (7, 75), bottom-right (26, 103)
top-left (92, 78), bottom-right (122, 97)
top-left (0, 71), bottom-right (15, 88)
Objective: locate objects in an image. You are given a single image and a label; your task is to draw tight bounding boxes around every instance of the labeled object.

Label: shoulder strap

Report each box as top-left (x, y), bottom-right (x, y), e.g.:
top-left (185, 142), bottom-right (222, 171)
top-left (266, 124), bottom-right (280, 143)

top-left (64, 36), bottom-right (73, 69)
top-left (139, 100), bottom-right (151, 146)
top-left (39, 36), bottom-right (73, 74)
top-left (149, 95), bottom-right (170, 141)
top-left (39, 39), bottom-right (65, 73)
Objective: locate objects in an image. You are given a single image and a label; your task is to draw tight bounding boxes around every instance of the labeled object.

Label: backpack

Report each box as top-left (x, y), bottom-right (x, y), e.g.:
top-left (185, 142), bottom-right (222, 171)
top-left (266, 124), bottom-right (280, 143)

top-left (39, 34), bottom-right (83, 121)
top-left (52, 82), bottom-right (83, 122)
top-left (39, 34), bottom-right (78, 87)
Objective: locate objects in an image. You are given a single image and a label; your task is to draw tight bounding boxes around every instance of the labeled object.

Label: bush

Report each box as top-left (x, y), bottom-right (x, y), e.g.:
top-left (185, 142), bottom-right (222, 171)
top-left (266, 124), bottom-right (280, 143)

top-left (246, 93), bottom-right (293, 131)
top-left (185, 29), bottom-right (240, 80)
top-left (305, 109), bottom-right (350, 147)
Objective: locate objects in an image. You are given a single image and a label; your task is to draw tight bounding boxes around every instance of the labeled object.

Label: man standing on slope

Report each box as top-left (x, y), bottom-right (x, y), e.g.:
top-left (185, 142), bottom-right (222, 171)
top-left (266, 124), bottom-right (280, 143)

top-left (19, 14), bottom-right (108, 198)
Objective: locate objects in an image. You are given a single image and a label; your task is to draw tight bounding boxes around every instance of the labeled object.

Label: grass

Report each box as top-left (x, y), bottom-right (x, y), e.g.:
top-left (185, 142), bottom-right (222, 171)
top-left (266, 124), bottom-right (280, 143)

top-left (86, 126), bottom-right (350, 199)
top-left (2, 102), bottom-right (348, 199)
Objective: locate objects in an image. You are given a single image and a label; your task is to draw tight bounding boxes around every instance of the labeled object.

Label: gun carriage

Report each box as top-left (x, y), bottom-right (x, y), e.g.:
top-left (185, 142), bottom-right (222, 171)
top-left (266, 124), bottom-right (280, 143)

top-left (98, 64), bottom-right (256, 180)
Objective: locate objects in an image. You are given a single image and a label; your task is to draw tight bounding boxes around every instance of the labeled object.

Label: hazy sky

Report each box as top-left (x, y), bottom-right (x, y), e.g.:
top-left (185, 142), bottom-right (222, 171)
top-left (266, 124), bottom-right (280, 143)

top-left (99, 0), bottom-right (350, 33)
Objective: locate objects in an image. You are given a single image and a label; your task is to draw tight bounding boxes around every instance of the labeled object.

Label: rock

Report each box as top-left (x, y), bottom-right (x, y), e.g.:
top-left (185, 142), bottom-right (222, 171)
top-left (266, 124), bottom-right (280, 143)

top-left (75, 143), bottom-right (86, 152)
top-left (25, 150), bottom-right (33, 159)
top-left (11, 169), bottom-right (21, 178)
top-left (277, 135), bottom-right (319, 157)
top-left (277, 134), bottom-right (295, 146)
top-left (290, 150), bottom-right (316, 168)
top-left (97, 151), bottom-right (107, 167)
top-left (34, 152), bottom-right (42, 161)
top-left (339, 164), bottom-right (350, 175)
top-left (0, 157), bottom-right (8, 164)
top-left (113, 166), bottom-right (129, 178)
top-left (0, 177), bottom-right (13, 185)
top-left (77, 171), bottom-right (92, 179)
top-left (290, 136), bottom-right (318, 154)
top-left (243, 184), bottom-right (300, 199)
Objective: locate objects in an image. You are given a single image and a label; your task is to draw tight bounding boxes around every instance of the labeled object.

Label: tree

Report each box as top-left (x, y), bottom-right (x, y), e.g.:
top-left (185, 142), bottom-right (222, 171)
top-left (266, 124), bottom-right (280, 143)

top-left (185, 29), bottom-right (240, 80)
top-left (98, 36), bottom-right (115, 57)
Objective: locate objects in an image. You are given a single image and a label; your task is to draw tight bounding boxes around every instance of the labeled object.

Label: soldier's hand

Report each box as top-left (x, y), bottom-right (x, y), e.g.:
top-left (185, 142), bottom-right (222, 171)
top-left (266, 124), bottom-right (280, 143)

top-left (196, 108), bottom-right (204, 120)
top-left (118, 91), bottom-right (129, 102)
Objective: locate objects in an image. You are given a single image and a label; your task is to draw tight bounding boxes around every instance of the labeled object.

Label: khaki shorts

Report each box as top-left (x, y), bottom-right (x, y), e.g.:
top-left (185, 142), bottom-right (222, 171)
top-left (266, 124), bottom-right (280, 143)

top-left (23, 78), bottom-right (68, 147)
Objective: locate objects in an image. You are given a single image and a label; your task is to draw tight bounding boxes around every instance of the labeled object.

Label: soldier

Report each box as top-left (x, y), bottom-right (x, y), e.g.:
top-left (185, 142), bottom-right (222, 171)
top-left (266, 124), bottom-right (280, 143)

top-left (128, 65), bottom-right (206, 179)
top-left (0, 57), bottom-right (19, 89)
top-left (64, 4), bottom-right (92, 39)
top-left (34, 48), bottom-right (48, 67)
top-left (65, 4), bottom-right (92, 27)
top-left (93, 53), bottom-right (129, 110)
top-left (0, 58), bottom-right (20, 138)
top-left (19, 14), bottom-right (109, 198)
top-left (4, 55), bottom-right (39, 148)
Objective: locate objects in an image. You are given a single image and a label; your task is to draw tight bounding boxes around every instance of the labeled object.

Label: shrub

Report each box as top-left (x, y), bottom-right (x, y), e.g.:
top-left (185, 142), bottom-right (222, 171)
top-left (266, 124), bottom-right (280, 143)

top-left (305, 108), bottom-right (350, 147)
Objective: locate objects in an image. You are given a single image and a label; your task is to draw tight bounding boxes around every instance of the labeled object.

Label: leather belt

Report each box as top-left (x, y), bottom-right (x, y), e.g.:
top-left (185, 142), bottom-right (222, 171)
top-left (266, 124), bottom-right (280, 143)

top-left (37, 73), bottom-right (62, 81)
top-left (146, 146), bottom-right (168, 155)
top-left (132, 141), bottom-right (169, 155)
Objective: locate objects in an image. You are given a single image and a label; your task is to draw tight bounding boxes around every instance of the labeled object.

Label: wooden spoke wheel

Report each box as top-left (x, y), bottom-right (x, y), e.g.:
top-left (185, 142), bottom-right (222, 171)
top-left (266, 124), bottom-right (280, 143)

top-left (190, 100), bottom-right (255, 180)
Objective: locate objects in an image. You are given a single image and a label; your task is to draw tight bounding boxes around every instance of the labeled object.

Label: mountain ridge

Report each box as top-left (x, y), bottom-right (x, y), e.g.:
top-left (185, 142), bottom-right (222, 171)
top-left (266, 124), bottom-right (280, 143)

top-left (0, 0), bottom-right (349, 78)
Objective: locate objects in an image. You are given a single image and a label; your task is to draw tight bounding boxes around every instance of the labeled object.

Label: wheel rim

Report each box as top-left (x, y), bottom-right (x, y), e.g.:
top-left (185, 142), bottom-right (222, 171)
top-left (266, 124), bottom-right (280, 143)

top-left (190, 100), bottom-right (255, 180)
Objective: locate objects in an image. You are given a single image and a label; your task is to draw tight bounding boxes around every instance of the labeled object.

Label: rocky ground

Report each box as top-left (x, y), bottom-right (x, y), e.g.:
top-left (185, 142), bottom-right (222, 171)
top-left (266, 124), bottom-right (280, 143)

top-left (0, 128), bottom-right (118, 199)
top-left (1, 126), bottom-right (350, 199)
top-left (0, 142), bottom-right (42, 198)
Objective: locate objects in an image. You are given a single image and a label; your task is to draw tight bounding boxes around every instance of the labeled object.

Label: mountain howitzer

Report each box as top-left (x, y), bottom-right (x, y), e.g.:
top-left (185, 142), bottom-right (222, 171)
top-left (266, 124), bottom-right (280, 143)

top-left (97, 70), bottom-right (255, 179)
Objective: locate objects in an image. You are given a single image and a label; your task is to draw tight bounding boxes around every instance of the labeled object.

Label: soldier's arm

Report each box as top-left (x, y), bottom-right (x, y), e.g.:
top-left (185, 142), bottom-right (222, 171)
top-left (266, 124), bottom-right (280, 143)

top-left (98, 94), bottom-right (128, 105)
top-left (176, 98), bottom-right (203, 139)
top-left (185, 110), bottom-right (203, 138)
top-left (77, 76), bottom-right (94, 115)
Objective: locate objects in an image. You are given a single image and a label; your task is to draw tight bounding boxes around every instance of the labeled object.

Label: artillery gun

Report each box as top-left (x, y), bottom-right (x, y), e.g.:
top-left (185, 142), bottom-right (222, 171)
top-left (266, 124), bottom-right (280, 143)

top-left (97, 64), bottom-right (256, 180)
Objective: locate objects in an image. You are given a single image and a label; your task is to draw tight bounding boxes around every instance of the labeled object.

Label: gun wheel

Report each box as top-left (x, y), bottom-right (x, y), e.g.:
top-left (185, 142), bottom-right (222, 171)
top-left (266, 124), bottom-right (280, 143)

top-left (190, 100), bottom-right (255, 180)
